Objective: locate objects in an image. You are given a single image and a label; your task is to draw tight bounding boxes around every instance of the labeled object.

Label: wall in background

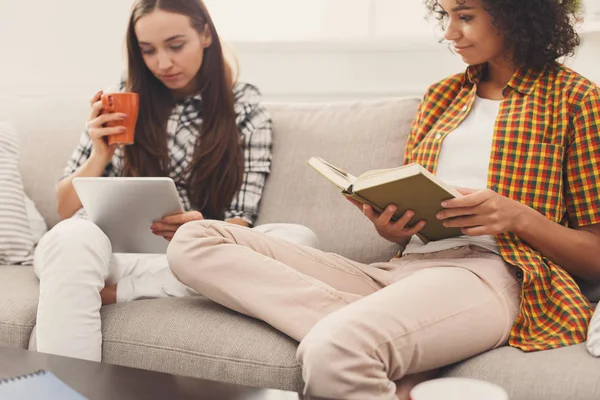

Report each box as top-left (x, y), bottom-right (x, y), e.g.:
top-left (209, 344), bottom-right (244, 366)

top-left (0, 0), bottom-right (599, 109)
top-left (0, 0), bottom-right (133, 98)
top-left (232, 29), bottom-right (600, 102)
top-left (204, 0), bottom-right (433, 41)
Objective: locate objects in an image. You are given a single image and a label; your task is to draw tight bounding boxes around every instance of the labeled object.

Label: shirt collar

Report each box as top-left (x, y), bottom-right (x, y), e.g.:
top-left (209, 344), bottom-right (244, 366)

top-left (176, 93), bottom-right (203, 106)
top-left (463, 63), bottom-right (546, 96)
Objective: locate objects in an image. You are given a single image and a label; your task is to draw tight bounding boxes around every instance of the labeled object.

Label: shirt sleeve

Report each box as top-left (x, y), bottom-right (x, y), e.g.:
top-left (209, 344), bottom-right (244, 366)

top-left (61, 129), bottom-right (119, 180)
top-left (403, 74), bottom-right (465, 166)
top-left (224, 83), bottom-right (273, 226)
top-left (403, 89), bottom-right (430, 165)
top-left (564, 86), bottom-right (600, 227)
top-left (61, 129), bottom-right (94, 180)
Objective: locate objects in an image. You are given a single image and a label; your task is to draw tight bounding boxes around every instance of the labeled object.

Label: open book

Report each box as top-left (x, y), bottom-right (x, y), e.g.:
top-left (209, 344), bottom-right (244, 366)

top-left (307, 157), bottom-right (463, 243)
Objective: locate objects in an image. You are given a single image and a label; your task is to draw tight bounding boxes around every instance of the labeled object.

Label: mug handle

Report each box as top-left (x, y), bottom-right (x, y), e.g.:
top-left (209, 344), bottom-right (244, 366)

top-left (102, 94), bottom-right (115, 113)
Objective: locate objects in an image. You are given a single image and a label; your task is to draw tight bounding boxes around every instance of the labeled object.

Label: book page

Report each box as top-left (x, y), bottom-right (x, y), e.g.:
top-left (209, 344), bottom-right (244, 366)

top-left (357, 166), bottom-right (404, 180)
top-left (307, 157), bottom-right (356, 191)
top-left (354, 163), bottom-right (421, 190)
top-left (320, 158), bottom-right (357, 182)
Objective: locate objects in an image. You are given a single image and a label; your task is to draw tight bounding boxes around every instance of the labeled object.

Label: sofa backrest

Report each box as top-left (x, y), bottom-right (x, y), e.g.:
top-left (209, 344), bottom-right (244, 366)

top-left (257, 98), bottom-right (419, 263)
top-left (2, 96), bottom-right (88, 228)
top-left (5, 96), bottom-right (419, 263)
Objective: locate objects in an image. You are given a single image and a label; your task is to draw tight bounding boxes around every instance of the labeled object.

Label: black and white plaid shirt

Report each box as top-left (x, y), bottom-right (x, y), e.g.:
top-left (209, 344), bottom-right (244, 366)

top-left (63, 82), bottom-right (272, 225)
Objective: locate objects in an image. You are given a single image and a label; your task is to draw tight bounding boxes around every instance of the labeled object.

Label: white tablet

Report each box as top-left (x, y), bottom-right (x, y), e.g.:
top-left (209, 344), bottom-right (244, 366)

top-left (72, 177), bottom-right (183, 254)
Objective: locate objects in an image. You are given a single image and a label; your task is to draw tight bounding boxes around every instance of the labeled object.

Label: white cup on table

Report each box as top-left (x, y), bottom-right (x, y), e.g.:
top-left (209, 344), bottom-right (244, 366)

top-left (410, 377), bottom-right (509, 400)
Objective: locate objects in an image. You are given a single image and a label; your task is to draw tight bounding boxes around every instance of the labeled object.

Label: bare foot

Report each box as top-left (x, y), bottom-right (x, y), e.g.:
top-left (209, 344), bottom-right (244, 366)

top-left (100, 284), bottom-right (118, 305)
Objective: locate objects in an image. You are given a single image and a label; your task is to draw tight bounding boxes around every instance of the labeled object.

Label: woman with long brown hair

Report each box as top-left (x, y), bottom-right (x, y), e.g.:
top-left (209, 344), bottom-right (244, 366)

top-left (33, 0), bottom-right (317, 362)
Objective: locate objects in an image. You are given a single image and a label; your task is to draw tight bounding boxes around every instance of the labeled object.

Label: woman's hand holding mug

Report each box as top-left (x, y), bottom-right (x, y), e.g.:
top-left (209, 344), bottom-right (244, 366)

top-left (87, 90), bottom-right (139, 165)
top-left (86, 90), bottom-right (128, 164)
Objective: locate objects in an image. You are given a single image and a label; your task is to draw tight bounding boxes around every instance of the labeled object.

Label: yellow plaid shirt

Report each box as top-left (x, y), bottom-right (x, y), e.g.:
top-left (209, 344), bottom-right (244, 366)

top-left (404, 63), bottom-right (600, 351)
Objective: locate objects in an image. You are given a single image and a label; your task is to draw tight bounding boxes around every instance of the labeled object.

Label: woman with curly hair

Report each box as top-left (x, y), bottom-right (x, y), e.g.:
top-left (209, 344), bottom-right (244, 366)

top-left (166, 0), bottom-right (600, 398)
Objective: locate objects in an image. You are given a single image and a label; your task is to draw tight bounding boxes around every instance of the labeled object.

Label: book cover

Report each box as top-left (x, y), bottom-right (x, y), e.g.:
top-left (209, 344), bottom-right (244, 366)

top-left (308, 157), bottom-right (463, 242)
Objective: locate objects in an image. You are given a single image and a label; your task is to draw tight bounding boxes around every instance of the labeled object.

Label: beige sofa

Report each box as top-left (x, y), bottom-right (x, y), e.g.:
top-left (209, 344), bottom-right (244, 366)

top-left (2, 95), bottom-right (600, 399)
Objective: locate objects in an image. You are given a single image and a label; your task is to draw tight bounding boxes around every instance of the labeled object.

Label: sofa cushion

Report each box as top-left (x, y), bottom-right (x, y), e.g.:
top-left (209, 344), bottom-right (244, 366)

top-left (29, 297), bottom-right (304, 391)
top-left (259, 98), bottom-right (420, 263)
top-left (0, 122), bottom-right (35, 265)
top-left (100, 297), bottom-right (302, 391)
top-left (440, 344), bottom-right (600, 400)
top-left (0, 266), bottom-right (38, 348)
top-left (7, 97), bottom-right (89, 229)
top-left (24, 195), bottom-right (48, 245)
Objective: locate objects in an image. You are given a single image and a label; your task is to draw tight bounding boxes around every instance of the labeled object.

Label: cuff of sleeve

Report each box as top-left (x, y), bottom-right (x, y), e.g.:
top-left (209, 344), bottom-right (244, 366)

top-left (116, 276), bottom-right (135, 303)
top-left (224, 211), bottom-right (256, 226)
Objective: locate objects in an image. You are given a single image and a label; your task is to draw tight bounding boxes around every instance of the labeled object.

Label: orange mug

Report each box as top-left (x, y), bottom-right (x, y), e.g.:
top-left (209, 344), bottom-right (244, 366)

top-left (101, 92), bottom-right (139, 145)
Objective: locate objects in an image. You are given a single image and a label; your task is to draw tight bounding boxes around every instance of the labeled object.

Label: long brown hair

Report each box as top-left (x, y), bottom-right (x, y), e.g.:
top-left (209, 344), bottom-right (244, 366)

top-left (124, 0), bottom-right (244, 220)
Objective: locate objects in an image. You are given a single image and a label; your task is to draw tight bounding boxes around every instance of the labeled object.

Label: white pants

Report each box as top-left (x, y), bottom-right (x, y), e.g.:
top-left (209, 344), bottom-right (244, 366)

top-left (33, 218), bottom-right (319, 362)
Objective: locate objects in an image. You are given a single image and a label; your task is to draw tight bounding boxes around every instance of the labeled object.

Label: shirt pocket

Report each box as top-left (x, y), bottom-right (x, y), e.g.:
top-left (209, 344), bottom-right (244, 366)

top-left (517, 142), bottom-right (564, 219)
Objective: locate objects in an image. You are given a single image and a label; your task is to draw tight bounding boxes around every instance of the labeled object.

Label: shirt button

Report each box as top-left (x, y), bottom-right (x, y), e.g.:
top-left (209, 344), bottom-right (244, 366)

top-left (435, 133), bottom-right (442, 140)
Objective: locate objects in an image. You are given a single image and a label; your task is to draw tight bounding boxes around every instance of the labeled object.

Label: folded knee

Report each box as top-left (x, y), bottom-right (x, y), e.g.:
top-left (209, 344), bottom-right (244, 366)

top-left (297, 322), bottom-right (371, 397)
top-left (39, 219), bottom-right (106, 247)
top-left (167, 220), bottom-right (225, 277)
top-left (34, 218), bottom-right (111, 276)
top-left (297, 312), bottom-right (406, 399)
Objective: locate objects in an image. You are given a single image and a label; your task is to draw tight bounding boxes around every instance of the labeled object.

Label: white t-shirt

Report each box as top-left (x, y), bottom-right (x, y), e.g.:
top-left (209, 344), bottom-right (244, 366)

top-left (404, 96), bottom-right (502, 255)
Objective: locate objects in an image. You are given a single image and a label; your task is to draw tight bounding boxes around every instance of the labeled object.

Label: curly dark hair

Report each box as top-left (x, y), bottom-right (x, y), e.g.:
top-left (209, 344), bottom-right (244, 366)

top-left (425, 0), bottom-right (582, 69)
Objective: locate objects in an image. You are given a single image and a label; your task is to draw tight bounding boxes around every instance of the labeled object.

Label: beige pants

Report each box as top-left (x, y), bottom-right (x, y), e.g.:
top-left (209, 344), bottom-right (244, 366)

top-left (33, 219), bottom-right (318, 362)
top-left (168, 220), bottom-right (522, 400)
